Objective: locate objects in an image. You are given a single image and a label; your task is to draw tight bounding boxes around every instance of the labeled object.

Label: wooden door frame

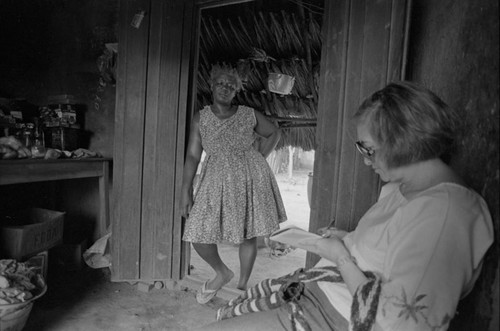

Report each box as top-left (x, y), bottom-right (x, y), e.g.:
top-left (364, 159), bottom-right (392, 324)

top-left (112, 0), bottom-right (152, 281)
top-left (307, 0), bottom-right (411, 267)
top-left (183, 0), bottom-right (411, 272)
top-left (112, 0), bottom-right (198, 282)
top-left (180, 0), bottom-right (260, 278)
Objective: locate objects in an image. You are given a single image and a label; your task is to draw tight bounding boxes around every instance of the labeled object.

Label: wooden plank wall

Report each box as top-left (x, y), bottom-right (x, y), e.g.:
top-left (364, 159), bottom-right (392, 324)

top-left (140, 0), bottom-right (195, 281)
top-left (308, 0), bottom-right (408, 267)
top-left (176, 1), bottom-right (198, 279)
top-left (112, 0), bottom-right (195, 282)
top-left (112, 0), bottom-right (151, 281)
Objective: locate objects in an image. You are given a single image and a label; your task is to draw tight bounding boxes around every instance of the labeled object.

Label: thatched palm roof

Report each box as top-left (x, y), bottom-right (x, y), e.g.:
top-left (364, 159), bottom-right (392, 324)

top-left (197, 1), bottom-right (324, 151)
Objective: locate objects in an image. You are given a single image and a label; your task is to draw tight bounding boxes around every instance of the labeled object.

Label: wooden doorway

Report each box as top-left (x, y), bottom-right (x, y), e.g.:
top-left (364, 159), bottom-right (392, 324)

top-left (111, 0), bottom-right (409, 285)
top-left (185, 0), bottom-right (410, 283)
top-left (186, 0), bottom-right (324, 288)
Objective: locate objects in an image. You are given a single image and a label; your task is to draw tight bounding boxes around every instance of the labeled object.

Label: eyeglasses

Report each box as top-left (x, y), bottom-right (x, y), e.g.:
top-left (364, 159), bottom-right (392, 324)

top-left (214, 82), bottom-right (237, 92)
top-left (355, 141), bottom-right (376, 159)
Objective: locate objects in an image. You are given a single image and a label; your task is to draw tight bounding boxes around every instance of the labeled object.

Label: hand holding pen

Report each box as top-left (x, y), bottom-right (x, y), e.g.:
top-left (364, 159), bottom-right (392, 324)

top-left (317, 219), bottom-right (348, 239)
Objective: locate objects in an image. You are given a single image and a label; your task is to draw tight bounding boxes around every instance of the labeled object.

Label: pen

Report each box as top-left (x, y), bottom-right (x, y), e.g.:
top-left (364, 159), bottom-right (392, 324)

top-left (327, 218), bottom-right (336, 229)
top-left (321, 219), bottom-right (336, 238)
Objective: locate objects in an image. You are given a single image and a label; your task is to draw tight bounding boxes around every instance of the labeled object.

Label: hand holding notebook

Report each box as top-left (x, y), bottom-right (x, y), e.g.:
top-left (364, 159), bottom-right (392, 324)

top-left (269, 226), bottom-right (323, 250)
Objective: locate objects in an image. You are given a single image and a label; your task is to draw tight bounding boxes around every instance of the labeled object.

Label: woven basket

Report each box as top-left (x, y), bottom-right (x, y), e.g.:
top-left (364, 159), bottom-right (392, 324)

top-left (0, 285), bottom-right (47, 331)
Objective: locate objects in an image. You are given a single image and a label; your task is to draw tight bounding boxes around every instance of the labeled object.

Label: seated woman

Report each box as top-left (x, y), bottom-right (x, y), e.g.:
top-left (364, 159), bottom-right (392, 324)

top-left (199, 81), bottom-right (494, 331)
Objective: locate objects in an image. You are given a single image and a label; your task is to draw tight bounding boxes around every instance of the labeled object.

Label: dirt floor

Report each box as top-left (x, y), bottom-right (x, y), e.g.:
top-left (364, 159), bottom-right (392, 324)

top-left (24, 267), bottom-right (223, 331)
top-left (23, 170), bottom-right (312, 331)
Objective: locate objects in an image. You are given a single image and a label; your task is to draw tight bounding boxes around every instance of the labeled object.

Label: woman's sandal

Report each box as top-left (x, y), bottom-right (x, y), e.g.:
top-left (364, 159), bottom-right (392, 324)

top-left (196, 280), bottom-right (219, 304)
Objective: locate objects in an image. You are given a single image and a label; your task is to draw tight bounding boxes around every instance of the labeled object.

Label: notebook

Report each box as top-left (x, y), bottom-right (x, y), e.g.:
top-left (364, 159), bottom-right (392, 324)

top-left (269, 226), bottom-right (322, 248)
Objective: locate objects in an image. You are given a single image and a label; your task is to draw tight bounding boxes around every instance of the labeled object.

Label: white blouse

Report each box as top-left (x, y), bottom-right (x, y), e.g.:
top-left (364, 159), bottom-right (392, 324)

top-left (316, 182), bottom-right (494, 330)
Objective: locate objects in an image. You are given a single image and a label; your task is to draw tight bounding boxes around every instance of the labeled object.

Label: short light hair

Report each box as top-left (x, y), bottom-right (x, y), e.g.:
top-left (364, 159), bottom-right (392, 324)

top-left (353, 81), bottom-right (460, 168)
top-left (209, 63), bottom-right (243, 92)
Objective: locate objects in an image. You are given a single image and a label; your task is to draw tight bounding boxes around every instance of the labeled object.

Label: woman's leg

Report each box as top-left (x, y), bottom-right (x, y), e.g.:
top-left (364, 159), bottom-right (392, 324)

top-left (192, 243), bottom-right (234, 290)
top-left (238, 237), bottom-right (257, 290)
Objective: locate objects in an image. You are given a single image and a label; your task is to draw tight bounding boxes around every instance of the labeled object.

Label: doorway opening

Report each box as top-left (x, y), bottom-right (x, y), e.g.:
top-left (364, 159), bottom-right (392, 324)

top-left (188, 0), bottom-right (324, 290)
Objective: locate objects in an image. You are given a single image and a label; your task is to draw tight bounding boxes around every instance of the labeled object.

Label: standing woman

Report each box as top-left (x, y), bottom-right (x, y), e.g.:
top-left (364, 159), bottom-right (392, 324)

top-left (180, 64), bottom-right (287, 304)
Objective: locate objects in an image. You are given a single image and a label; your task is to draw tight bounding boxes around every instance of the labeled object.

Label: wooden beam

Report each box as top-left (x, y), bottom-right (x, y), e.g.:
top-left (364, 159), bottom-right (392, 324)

top-left (195, 0), bottom-right (254, 10)
top-left (111, 0), bottom-right (151, 281)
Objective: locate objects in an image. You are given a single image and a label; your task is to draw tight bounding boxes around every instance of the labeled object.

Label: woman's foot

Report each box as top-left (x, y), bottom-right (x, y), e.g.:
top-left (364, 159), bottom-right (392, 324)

top-left (237, 277), bottom-right (249, 291)
top-left (197, 268), bottom-right (234, 304)
top-left (207, 267), bottom-right (234, 292)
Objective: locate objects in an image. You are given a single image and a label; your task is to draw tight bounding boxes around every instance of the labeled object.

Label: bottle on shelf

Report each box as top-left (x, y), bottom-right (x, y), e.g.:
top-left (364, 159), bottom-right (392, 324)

top-left (31, 117), bottom-right (46, 158)
top-left (23, 123), bottom-right (34, 148)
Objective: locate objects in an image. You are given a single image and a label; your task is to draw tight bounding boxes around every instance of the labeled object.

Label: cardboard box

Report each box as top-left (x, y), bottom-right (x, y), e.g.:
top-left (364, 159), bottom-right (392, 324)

top-left (0, 208), bottom-right (65, 260)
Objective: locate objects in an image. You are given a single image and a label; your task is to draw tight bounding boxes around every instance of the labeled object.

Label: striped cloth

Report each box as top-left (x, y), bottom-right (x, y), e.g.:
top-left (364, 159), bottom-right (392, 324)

top-left (216, 266), bottom-right (381, 331)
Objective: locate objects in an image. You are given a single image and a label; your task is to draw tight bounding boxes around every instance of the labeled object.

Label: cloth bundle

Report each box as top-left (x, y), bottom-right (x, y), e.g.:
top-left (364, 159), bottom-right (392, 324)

top-left (216, 265), bottom-right (382, 331)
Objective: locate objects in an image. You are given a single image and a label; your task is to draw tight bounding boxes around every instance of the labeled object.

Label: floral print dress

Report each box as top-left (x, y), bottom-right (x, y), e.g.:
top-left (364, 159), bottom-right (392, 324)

top-left (183, 105), bottom-right (287, 244)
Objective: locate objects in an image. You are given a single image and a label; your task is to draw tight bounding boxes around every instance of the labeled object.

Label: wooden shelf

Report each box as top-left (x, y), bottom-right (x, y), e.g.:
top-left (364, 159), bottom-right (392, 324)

top-left (0, 158), bottom-right (112, 238)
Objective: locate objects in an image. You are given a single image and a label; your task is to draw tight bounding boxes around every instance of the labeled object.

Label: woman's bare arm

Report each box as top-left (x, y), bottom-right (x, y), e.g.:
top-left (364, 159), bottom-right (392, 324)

top-left (298, 236), bottom-right (368, 295)
top-left (180, 112), bottom-right (203, 218)
top-left (253, 110), bottom-right (281, 158)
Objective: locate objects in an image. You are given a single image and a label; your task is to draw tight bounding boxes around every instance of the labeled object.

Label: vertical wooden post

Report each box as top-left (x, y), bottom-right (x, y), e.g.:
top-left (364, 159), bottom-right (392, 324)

top-left (112, 0), bottom-right (152, 281)
top-left (307, 0), bottom-right (409, 267)
top-left (112, 0), bottom-right (196, 282)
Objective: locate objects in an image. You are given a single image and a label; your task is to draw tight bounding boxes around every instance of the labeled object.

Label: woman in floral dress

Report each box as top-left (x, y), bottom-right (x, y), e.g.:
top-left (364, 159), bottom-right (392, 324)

top-left (180, 64), bottom-right (287, 304)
